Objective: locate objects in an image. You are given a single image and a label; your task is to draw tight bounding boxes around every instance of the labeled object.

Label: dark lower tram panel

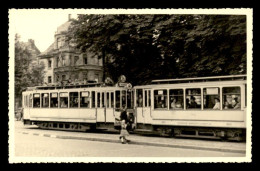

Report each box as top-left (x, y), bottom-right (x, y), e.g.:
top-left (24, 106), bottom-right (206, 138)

top-left (23, 120), bottom-right (245, 141)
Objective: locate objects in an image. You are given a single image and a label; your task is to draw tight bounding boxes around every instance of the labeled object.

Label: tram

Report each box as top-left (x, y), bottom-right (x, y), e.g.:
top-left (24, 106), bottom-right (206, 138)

top-left (22, 81), bottom-right (135, 132)
top-left (22, 74), bottom-right (247, 141)
top-left (134, 74), bottom-right (247, 141)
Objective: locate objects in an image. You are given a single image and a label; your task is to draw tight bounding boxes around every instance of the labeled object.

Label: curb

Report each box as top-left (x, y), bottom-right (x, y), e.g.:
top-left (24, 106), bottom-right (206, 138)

top-left (19, 131), bottom-right (246, 154)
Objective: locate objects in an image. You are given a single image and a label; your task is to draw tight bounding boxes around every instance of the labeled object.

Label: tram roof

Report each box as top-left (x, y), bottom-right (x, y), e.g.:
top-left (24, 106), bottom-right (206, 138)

top-left (31, 82), bottom-right (105, 90)
top-left (151, 74), bottom-right (247, 84)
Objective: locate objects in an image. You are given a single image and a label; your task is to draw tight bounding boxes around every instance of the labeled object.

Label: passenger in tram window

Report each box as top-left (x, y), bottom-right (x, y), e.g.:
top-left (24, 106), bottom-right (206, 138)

top-left (74, 98), bottom-right (78, 106)
top-left (213, 98), bottom-right (220, 110)
top-left (138, 95), bottom-right (143, 107)
top-left (189, 96), bottom-right (197, 108)
top-left (175, 99), bottom-right (183, 109)
top-left (223, 101), bottom-right (232, 109)
top-left (156, 100), bottom-right (164, 108)
top-left (186, 99), bottom-right (190, 108)
top-left (61, 99), bottom-right (67, 108)
top-left (35, 102), bottom-right (40, 107)
top-left (170, 98), bottom-right (177, 109)
top-left (232, 97), bottom-right (241, 109)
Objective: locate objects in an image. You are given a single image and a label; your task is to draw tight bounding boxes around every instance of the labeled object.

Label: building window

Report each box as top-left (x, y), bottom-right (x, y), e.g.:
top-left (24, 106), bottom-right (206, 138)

top-left (48, 76), bottom-right (52, 83)
top-left (74, 56), bottom-right (79, 65)
top-left (48, 60), bottom-right (52, 68)
top-left (62, 75), bottom-right (66, 81)
top-left (83, 55), bottom-right (88, 65)
top-left (56, 75), bottom-right (59, 82)
top-left (62, 56), bottom-right (66, 66)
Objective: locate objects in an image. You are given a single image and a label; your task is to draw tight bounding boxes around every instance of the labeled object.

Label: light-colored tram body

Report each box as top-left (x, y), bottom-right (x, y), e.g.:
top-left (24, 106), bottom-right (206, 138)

top-left (22, 75), bottom-right (247, 141)
top-left (134, 75), bottom-right (247, 141)
top-left (22, 83), bottom-right (134, 132)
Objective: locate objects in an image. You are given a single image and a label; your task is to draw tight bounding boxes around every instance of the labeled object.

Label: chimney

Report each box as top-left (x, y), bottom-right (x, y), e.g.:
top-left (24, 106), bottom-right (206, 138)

top-left (68, 14), bottom-right (71, 21)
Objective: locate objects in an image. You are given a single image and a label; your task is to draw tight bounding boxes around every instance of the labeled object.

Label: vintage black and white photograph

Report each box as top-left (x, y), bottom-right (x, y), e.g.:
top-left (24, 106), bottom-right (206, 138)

top-left (8, 9), bottom-right (252, 163)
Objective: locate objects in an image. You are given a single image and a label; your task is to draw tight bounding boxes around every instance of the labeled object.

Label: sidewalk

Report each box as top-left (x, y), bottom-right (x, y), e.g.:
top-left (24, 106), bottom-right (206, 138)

top-left (15, 121), bottom-right (246, 154)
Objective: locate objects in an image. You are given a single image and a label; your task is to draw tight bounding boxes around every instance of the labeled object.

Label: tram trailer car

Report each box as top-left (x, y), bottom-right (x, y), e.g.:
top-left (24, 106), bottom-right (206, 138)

top-left (134, 75), bottom-right (247, 141)
top-left (22, 83), bottom-right (135, 132)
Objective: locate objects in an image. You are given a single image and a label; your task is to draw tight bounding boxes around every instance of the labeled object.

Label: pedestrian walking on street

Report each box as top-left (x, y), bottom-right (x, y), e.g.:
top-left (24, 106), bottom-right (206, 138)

top-left (119, 109), bottom-right (130, 144)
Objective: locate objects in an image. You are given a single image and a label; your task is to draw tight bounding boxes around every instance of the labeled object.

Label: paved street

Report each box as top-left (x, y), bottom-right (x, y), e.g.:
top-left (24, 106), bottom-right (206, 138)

top-left (13, 121), bottom-right (246, 157)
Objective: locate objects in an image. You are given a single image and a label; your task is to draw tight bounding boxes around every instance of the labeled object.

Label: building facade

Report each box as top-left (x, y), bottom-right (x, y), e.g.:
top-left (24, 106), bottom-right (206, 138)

top-left (38, 15), bottom-right (103, 85)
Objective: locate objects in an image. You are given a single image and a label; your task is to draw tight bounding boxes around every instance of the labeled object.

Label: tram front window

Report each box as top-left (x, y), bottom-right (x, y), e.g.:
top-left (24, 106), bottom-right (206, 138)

top-left (41, 93), bottom-right (49, 108)
top-left (223, 87), bottom-right (241, 110)
top-left (59, 92), bottom-right (68, 108)
top-left (115, 91), bottom-right (120, 108)
top-left (186, 89), bottom-right (201, 109)
top-left (70, 92), bottom-right (79, 108)
top-left (154, 90), bottom-right (167, 109)
top-left (122, 90), bottom-right (126, 108)
top-left (29, 94), bottom-right (32, 107)
top-left (50, 93), bottom-right (58, 108)
top-left (92, 91), bottom-right (96, 108)
top-left (80, 91), bottom-right (90, 108)
top-left (33, 94), bottom-right (40, 108)
top-left (136, 89), bottom-right (143, 107)
top-left (203, 88), bottom-right (220, 110)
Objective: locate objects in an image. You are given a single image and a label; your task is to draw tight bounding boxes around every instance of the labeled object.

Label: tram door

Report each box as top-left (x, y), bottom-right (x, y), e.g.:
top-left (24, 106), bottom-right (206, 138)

top-left (105, 91), bottom-right (115, 123)
top-left (96, 92), bottom-right (105, 123)
top-left (143, 89), bottom-right (152, 124)
top-left (136, 89), bottom-right (145, 124)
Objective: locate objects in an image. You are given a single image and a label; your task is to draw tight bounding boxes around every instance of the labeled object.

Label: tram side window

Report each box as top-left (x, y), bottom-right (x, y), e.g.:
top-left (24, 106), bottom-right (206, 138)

top-left (169, 89), bottom-right (184, 109)
top-left (245, 84), bottom-right (247, 107)
top-left (102, 92), bottom-right (105, 107)
top-left (80, 91), bottom-right (90, 108)
top-left (116, 91), bottom-right (120, 108)
top-left (33, 94), bottom-right (40, 108)
top-left (222, 87), bottom-right (241, 110)
top-left (59, 92), bottom-right (68, 108)
top-left (186, 89), bottom-right (201, 109)
top-left (50, 93), bottom-right (58, 108)
top-left (97, 92), bottom-right (101, 108)
top-left (92, 91), bottom-right (96, 108)
top-left (106, 92), bottom-right (110, 108)
top-left (111, 92), bottom-right (114, 108)
top-left (127, 90), bottom-right (132, 108)
top-left (203, 88), bottom-right (220, 110)
top-left (136, 89), bottom-right (143, 107)
top-left (41, 93), bottom-right (49, 108)
top-left (70, 92), bottom-right (79, 108)
top-left (29, 94), bottom-right (33, 107)
top-left (154, 90), bottom-right (168, 109)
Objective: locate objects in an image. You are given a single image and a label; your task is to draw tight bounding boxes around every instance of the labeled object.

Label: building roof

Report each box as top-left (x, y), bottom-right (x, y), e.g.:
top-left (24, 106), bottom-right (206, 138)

top-left (39, 20), bottom-right (72, 57)
top-left (56, 20), bottom-right (72, 35)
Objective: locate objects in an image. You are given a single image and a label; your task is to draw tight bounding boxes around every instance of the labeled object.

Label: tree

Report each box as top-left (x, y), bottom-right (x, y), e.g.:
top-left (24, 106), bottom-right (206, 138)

top-left (68, 14), bottom-right (246, 85)
top-left (15, 34), bottom-right (45, 107)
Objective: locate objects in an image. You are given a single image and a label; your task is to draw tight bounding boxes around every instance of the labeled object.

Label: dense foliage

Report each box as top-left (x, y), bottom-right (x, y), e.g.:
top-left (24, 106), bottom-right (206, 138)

top-left (15, 34), bottom-right (45, 106)
top-left (68, 14), bottom-right (246, 85)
